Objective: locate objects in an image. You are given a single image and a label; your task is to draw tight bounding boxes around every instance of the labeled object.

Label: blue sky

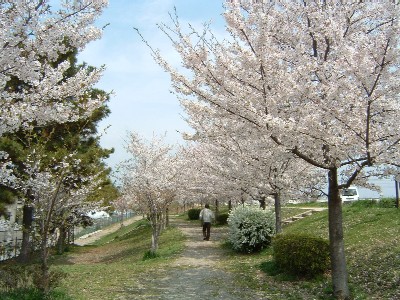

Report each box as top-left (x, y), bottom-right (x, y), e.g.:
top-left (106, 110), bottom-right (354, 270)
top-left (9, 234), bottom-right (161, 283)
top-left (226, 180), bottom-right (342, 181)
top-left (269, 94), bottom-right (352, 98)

top-left (79, 0), bottom-right (226, 168)
top-left (78, 0), bottom-right (396, 198)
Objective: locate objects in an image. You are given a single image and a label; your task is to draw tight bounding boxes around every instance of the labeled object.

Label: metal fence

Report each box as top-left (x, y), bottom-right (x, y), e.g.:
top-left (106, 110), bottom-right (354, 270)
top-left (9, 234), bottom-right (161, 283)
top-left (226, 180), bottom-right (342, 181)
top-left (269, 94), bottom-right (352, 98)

top-left (74, 212), bottom-right (135, 239)
top-left (0, 228), bottom-right (23, 261)
top-left (0, 212), bottom-right (135, 262)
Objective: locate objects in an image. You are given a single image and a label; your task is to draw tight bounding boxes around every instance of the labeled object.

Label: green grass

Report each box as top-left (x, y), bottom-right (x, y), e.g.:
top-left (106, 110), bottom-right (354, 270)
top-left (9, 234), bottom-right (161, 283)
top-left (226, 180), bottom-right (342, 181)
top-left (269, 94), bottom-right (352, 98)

top-left (0, 218), bottom-right (185, 300)
top-left (0, 288), bottom-right (72, 300)
top-left (222, 200), bottom-right (400, 299)
top-left (2, 202), bottom-right (399, 299)
top-left (52, 220), bottom-right (185, 300)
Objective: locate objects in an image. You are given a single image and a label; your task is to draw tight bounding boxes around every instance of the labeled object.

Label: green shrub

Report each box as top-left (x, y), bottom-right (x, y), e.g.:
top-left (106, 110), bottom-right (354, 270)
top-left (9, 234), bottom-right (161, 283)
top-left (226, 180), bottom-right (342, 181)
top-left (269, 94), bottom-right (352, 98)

top-left (272, 233), bottom-right (330, 278)
top-left (143, 250), bottom-right (159, 260)
top-left (0, 265), bottom-right (34, 292)
top-left (0, 264), bottom-right (67, 298)
top-left (187, 208), bottom-right (201, 220)
top-left (31, 268), bottom-right (66, 293)
top-left (227, 206), bottom-right (275, 253)
top-left (378, 198), bottom-right (396, 208)
top-left (216, 213), bottom-right (229, 225)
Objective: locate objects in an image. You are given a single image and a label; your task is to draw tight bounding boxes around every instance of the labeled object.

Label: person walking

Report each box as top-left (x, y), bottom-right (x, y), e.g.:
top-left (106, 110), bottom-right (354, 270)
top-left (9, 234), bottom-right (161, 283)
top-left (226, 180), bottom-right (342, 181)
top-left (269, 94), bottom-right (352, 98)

top-left (199, 204), bottom-right (215, 241)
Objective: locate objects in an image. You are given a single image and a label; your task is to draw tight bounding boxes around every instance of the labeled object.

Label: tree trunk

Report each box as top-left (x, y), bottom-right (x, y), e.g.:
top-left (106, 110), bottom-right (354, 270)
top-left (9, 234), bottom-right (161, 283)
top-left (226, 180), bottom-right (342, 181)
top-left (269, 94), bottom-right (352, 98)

top-left (274, 192), bottom-right (282, 234)
top-left (150, 211), bottom-right (162, 254)
top-left (38, 175), bottom-right (63, 294)
top-left (19, 205), bottom-right (33, 263)
top-left (151, 229), bottom-right (158, 253)
top-left (228, 200), bottom-right (232, 211)
top-left (165, 207), bottom-right (169, 227)
top-left (328, 168), bottom-right (350, 299)
top-left (39, 221), bottom-right (50, 294)
top-left (259, 195), bottom-right (266, 210)
top-left (215, 199), bottom-right (219, 218)
top-left (56, 225), bottom-right (65, 255)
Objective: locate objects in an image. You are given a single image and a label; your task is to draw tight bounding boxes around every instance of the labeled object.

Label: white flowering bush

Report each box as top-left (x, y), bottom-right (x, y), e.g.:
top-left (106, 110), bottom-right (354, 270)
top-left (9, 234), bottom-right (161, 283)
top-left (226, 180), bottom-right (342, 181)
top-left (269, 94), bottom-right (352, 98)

top-left (227, 206), bottom-right (276, 253)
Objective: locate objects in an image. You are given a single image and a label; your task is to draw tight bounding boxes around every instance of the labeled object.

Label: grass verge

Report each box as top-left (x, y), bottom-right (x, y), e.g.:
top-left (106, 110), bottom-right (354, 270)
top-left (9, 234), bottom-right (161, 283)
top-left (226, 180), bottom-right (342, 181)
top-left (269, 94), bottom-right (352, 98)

top-left (0, 218), bottom-right (185, 300)
top-left (221, 200), bottom-right (400, 299)
top-left (55, 219), bottom-right (185, 300)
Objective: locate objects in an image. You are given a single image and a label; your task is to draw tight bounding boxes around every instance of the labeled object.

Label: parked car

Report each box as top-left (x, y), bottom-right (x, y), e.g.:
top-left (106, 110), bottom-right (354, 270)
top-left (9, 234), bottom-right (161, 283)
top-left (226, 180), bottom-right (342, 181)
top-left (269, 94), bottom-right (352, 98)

top-left (341, 186), bottom-right (359, 201)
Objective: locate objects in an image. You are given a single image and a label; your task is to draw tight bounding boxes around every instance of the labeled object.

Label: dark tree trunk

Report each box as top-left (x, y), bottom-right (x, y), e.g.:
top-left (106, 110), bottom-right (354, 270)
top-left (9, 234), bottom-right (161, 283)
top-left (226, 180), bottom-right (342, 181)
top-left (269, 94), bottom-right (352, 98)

top-left (228, 200), bottom-right (232, 211)
top-left (215, 199), bottom-right (219, 218)
top-left (166, 207), bottom-right (169, 227)
top-left (328, 168), bottom-right (350, 299)
top-left (274, 192), bottom-right (282, 234)
top-left (39, 220), bottom-right (50, 294)
top-left (259, 195), bottom-right (266, 210)
top-left (18, 205), bottom-right (33, 263)
top-left (57, 225), bottom-right (65, 255)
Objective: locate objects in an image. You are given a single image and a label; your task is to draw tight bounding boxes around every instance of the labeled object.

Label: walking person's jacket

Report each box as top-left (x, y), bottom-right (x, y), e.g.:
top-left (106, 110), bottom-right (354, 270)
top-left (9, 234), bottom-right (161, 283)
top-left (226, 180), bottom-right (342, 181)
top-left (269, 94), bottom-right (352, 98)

top-left (199, 208), bottom-right (214, 223)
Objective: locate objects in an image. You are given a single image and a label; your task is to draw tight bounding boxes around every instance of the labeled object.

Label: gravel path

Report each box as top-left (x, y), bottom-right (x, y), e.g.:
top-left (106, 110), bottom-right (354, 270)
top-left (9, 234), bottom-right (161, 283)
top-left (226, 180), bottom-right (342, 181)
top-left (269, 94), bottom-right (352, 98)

top-left (117, 216), bottom-right (263, 300)
top-left (73, 216), bottom-right (265, 299)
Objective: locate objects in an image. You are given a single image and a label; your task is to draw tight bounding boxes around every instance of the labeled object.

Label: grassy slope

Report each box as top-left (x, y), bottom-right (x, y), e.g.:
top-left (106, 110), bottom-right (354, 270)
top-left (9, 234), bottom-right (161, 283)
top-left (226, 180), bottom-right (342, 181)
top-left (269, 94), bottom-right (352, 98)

top-left (223, 203), bottom-right (400, 299)
top-left (52, 219), bottom-right (186, 300)
top-left (7, 203), bottom-right (397, 299)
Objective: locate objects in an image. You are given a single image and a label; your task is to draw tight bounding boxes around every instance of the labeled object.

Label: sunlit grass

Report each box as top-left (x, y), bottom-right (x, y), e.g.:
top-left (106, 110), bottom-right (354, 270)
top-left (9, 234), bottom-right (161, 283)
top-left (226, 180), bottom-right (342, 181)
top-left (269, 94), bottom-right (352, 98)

top-left (52, 219), bottom-right (186, 300)
top-left (222, 200), bottom-right (400, 299)
top-left (5, 201), bottom-right (398, 299)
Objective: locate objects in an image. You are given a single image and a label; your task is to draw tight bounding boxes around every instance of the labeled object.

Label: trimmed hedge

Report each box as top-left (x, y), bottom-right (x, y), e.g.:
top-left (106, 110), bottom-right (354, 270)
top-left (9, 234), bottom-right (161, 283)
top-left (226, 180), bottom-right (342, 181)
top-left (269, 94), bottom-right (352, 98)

top-left (272, 233), bottom-right (330, 278)
top-left (216, 213), bottom-right (229, 225)
top-left (187, 208), bottom-right (201, 220)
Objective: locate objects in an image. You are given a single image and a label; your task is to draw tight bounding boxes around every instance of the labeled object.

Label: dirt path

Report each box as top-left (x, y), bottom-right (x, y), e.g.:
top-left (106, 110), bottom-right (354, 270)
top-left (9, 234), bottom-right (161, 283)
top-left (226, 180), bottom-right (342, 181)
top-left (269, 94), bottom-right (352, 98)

top-left (117, 216), bottom-right (263, 300)
top-left (71, 216), bottom-right (264, 299)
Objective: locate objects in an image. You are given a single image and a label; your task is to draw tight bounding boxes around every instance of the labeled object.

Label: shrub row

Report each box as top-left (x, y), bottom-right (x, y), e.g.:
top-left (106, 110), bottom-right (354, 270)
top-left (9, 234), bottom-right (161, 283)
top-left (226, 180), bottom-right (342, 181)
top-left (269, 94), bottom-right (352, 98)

top-left (216, 213), bottom-right (229, 225)
top-left (187, 208), bottom-right (201, 220)
top-left (187, 209), bottom-right (228, 224)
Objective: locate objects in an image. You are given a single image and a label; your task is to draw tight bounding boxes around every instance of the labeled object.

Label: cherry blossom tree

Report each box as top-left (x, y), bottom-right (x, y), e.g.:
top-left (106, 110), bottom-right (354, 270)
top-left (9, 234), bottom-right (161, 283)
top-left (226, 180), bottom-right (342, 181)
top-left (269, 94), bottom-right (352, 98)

top-left (0, 0), bottom-right (108, 196)
top-left (181, 128), bottom-right (325, 233)
top-left (0, 0), bottom-right (108, 136)
top-left (120, 132), bottom-right (179, 255)
top-left (146, 1), bottom-right (400, 298)
top-left (21, 150), bottom-right (102, 293)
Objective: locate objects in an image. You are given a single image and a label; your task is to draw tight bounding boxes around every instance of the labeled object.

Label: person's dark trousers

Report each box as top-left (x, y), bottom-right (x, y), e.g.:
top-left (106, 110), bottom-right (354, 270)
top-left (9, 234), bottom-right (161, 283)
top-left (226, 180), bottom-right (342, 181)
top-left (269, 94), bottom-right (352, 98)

top-left (203, 222), bottom-right (211, 240)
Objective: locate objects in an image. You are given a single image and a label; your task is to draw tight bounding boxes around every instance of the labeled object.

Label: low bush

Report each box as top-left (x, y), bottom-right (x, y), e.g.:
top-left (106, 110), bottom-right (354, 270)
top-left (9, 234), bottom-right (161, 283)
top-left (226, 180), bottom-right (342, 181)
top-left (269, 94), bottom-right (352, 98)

top-left (227, 206), bottom-right (275, 253)
top-left (216, 213), bottom-right (229, 225)
top-left (143, 250), bottom-right (160, 260)
top-left (0, 264), bottom-right (34, 292)
top-left (272, 233), bottom-right (330, 278)
top-left (0, 264), bottom-right (67, 299)
top-left (187, 208), bottom-right (201, 220)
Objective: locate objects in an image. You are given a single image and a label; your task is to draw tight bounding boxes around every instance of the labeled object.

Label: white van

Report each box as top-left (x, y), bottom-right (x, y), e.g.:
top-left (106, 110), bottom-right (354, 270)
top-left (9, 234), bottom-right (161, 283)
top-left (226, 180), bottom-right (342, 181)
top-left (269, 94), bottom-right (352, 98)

top-left (341, 186), bottom-right (359, 202)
